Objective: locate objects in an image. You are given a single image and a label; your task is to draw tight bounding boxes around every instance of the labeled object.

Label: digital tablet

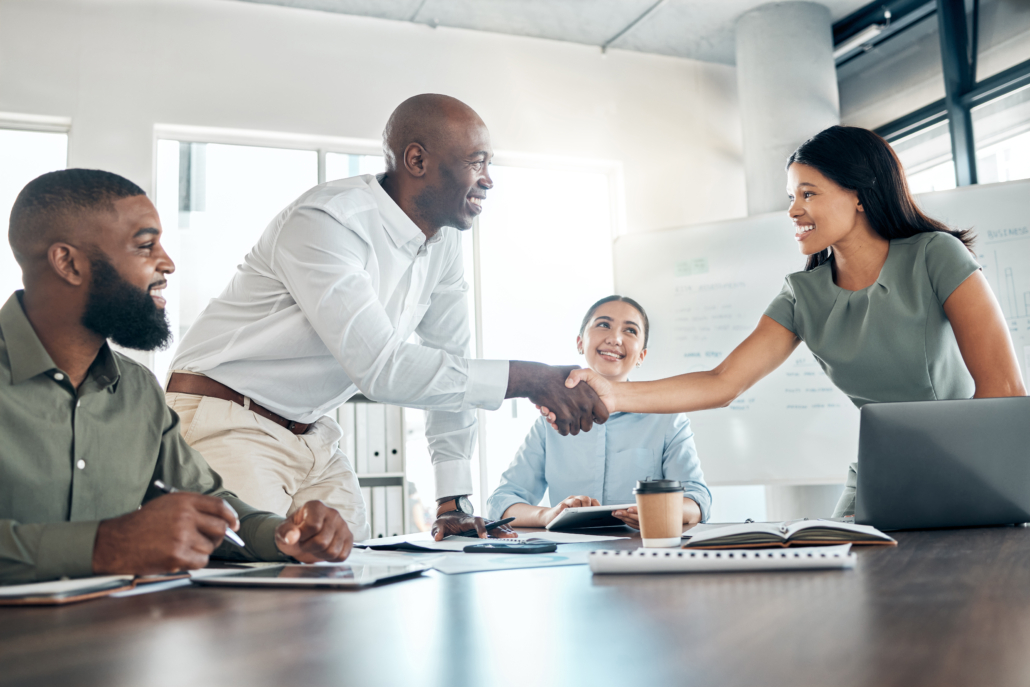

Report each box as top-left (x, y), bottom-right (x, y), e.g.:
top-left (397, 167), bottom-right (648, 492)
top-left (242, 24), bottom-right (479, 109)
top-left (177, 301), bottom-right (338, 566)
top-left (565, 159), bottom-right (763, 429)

top-left (192, 562), bottom-right (427, 589)
top-left (545, 503), bottom-right (635, 531)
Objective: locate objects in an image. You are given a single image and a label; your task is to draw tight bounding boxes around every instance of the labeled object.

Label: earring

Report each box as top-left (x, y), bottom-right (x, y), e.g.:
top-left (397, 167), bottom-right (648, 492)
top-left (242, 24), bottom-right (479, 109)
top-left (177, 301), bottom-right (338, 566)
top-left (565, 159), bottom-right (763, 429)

top-left (635, 362), bottom-right (642, 367)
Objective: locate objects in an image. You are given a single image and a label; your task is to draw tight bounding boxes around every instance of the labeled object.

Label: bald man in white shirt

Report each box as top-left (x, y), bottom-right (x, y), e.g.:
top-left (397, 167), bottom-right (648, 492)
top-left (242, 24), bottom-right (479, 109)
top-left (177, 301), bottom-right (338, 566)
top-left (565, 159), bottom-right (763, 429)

top-left (166, 94), bottom-right (608, 542)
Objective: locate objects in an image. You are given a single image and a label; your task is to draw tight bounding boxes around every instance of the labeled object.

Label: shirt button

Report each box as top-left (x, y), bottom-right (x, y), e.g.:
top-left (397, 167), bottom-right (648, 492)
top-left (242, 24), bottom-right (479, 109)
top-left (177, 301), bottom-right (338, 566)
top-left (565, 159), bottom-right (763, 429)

top-left (76, 459), bottom-right (86, 470)
top-left (54, 373), bottom-right (65, 381)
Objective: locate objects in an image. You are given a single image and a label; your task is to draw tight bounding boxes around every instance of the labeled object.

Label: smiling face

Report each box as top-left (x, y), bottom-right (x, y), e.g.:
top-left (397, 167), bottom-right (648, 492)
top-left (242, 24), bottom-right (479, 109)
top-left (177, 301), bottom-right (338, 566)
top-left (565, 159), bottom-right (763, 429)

top-left (414, 117), bottom-right (494, 231)
top-left (91, 195), bottom-right (174, 307)
top-left (577, 300), bottom-right (648, 383)
top-left (79, 195), bottom-right (177, 350)
top-left (786, 163), bottom-right (868, 255)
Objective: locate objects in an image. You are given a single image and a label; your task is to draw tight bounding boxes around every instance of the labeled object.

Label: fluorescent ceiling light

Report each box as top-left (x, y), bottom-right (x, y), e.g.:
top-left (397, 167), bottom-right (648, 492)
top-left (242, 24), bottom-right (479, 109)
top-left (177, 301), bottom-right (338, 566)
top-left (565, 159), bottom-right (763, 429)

top-left (833, 24), bottom-right (885, 59)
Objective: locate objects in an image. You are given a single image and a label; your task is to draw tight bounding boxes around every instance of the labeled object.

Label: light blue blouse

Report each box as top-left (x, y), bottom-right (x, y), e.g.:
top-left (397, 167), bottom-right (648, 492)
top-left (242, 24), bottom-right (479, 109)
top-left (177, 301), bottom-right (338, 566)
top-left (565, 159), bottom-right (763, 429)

top-left (486, 412), bottom-right (711, 523)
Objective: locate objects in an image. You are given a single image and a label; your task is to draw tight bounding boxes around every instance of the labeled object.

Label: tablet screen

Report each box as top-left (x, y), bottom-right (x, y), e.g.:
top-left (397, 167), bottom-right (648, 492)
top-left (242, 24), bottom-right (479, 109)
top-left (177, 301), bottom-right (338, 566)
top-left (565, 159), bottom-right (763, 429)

top-left (197, 563), bottom-right (425, 587)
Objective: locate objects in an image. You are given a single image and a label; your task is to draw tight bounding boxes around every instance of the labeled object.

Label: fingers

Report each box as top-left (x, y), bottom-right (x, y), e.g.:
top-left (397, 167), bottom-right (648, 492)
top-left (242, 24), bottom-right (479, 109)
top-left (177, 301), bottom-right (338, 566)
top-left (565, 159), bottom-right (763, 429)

top-left (591, 394), bottom-right (610, 424)
top-left (590, 498), bottom-right (601, 507)
top-left (276, 502), bottom-right (352, 562)
top-left (473, 516), bottom-right (488, 539)
top-left (193, 512), bottom-right (231, 547)
top-left (564, 368), bottom-right (591, 389)
top-left (489, 524), bottom-right (518, 539)
top-left (190, 494), bottom-right (240, 531)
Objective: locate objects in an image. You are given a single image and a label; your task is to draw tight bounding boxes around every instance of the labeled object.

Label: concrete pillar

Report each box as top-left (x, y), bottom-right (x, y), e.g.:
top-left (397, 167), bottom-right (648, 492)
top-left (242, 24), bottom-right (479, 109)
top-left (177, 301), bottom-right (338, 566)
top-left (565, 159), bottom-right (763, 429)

top-left (736, 2), bottom-right (840, 215)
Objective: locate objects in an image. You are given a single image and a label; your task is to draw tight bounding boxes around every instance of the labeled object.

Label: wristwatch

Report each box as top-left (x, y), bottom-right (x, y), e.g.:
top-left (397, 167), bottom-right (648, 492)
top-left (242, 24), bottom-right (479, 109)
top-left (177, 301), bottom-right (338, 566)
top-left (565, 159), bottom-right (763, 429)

top-left (436, 495), bottom-right (474, 517)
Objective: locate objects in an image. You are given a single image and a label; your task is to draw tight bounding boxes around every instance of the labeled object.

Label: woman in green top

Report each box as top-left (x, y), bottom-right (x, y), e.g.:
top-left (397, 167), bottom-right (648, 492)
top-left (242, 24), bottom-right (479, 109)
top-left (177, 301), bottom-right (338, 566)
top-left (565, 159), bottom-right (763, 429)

top-left (547, 125), bottom-right (1027, 517)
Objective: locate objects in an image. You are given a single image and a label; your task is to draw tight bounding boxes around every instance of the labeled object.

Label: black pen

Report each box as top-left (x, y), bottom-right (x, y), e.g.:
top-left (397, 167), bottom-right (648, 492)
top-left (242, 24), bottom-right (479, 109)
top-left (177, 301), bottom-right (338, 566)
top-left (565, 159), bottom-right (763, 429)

top-left (153, 479), bottom-right (246, 548)
top-left (453, 517), bottom-right (516, 539)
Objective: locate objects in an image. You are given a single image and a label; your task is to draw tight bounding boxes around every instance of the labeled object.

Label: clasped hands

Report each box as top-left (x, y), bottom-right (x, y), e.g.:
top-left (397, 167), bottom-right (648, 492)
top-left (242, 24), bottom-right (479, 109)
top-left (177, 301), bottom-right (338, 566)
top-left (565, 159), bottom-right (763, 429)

top-left (92, 492), bottom-right (352, 575)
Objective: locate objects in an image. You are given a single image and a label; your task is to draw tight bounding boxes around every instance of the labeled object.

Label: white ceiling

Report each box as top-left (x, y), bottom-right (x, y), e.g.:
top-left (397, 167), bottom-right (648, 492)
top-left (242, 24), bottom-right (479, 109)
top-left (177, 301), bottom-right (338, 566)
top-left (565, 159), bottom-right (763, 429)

top-left (237, 0), bottom-right (870, 65)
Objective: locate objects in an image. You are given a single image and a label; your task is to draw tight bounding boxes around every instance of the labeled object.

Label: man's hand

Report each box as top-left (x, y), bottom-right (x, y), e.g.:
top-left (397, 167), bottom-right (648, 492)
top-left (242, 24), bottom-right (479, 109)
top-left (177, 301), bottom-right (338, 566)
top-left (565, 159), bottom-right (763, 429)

top-left (508, 362), bottom-right (609, 436)
top-left (539, 495), bottom-right (600, 528)
top-left (431, 512), bottom-right (518, 541)
top-left (539, 369), bottom-right (617, 432)
top-left (275, 501), bottom-right (353, 563)
top-left (93, 493), bottom-right (239, 575)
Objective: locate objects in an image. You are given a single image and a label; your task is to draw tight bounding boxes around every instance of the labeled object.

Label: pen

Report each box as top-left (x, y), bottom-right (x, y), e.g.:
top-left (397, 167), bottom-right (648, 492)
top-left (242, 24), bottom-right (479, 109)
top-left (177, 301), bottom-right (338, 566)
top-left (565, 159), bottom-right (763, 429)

top-left (152, 480), bottom-right (247, 548)
top-left (453, 517), bottom-right (516, 539)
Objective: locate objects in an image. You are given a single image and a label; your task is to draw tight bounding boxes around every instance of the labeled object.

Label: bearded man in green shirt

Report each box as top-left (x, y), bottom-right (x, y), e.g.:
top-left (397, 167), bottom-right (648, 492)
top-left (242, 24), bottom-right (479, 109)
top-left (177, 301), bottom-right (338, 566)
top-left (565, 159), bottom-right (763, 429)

top-left (0, 169), bottom-right (353, 584)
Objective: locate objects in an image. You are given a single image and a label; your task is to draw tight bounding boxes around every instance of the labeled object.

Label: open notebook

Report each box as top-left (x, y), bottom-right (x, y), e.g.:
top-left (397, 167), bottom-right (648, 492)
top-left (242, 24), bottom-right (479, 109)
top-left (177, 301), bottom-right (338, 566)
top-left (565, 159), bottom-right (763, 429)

top-left (683, 520), bottom-right (896, 549)
top-left (0, 572), bottom-right (190, 606)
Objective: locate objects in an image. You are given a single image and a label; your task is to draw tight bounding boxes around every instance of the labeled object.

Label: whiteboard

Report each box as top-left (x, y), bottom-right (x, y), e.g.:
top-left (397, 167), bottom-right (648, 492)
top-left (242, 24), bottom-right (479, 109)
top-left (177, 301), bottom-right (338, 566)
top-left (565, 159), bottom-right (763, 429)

top-left (613, 178), bottom-right (1030, 486)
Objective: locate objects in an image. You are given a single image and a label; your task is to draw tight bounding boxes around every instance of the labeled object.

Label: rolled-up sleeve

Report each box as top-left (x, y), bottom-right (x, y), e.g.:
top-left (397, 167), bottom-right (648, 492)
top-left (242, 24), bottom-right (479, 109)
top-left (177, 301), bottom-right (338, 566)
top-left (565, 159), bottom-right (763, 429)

top-left (486, 419), bottom-right (550, 520)
top-left (0, 520), bottom-right (99, 584)
top-left (663, 414), bottom-right (712, 523)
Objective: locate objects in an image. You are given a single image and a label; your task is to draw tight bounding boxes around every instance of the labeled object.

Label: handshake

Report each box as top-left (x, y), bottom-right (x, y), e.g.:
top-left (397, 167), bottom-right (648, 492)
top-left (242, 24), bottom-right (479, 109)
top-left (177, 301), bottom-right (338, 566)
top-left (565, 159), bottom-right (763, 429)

top-left (507, 362), bottom-right (610, 435)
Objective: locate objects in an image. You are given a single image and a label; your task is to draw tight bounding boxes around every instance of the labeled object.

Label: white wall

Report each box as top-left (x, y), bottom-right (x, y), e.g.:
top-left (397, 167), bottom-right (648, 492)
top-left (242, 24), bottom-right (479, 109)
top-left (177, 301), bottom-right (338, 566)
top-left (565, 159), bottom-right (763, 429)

top-left (0, 0), bottom-right (746, 236)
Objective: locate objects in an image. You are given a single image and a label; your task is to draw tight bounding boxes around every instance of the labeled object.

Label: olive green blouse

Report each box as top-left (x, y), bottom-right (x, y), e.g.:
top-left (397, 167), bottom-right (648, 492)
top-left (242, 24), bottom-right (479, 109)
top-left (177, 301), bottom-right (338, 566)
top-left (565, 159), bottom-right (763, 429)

top-left (764, 231), bottom-right (981, 408)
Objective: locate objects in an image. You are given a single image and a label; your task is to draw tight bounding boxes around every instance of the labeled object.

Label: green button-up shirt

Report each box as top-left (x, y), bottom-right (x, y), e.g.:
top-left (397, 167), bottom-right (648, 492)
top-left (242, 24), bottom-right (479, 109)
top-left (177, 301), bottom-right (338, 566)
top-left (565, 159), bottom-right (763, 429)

top-left (0, 291), bottom-right (287, 584)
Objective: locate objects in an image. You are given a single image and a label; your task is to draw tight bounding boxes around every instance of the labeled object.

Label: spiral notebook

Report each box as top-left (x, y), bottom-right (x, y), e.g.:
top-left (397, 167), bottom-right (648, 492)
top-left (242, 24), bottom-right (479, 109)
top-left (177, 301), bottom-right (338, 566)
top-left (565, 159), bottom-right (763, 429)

top-left (588, 544), bottom-right (856, 574)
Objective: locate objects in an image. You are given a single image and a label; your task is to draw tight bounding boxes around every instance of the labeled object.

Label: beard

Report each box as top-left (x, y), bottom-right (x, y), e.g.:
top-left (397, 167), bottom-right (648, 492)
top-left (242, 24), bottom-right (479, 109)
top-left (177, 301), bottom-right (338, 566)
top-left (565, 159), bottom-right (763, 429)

top-left (81, 253), bottom-right (172, 351)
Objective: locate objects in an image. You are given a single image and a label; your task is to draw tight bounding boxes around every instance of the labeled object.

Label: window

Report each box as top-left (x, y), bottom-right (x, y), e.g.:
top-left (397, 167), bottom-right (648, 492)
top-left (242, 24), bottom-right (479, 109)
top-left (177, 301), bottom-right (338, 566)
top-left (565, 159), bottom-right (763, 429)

top-left (325, 152), bottom-right (383, 181)
top-left (153, 140), bottom-right (319, 381)
top-left (974, 84), bottom-right (1030, 184)
top-left (475, 164), bottom-right (615, 506)
top-left (891, 121), bottom-right (956, 194)
top-left (0, 128), bottom-right (68, 300)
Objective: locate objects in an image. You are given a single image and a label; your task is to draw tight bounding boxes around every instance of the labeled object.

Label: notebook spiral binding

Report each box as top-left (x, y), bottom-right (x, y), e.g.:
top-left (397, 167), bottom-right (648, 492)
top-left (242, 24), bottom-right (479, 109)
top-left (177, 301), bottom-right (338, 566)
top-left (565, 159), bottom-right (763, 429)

top-left (587, 545), bottom-right (856, 574)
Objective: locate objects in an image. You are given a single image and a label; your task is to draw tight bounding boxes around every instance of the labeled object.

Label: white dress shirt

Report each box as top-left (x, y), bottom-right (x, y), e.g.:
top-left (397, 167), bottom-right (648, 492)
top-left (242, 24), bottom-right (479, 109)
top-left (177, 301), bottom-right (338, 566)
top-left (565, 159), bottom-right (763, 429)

top-left (171, 174), bottom-right (509, 499)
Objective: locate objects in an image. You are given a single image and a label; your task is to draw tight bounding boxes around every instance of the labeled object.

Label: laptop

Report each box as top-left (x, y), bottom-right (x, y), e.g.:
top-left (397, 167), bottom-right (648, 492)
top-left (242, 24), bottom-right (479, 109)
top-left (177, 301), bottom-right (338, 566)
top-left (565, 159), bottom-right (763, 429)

top-left (855, 397), bottom-right (1030, 531)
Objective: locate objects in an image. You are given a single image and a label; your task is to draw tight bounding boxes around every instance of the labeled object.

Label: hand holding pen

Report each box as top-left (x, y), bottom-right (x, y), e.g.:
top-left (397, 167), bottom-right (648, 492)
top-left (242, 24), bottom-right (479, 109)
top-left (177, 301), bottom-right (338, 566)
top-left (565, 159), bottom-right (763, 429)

top-left (91, 482), bottom-right (247, 575)
top-left (153, 480), bottom-right (246, 547)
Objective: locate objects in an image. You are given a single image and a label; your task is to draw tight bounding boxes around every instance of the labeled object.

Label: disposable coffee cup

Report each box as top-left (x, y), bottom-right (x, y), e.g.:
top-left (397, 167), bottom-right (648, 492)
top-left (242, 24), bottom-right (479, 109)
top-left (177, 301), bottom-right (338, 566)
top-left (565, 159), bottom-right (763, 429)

top-left (633, 479), bottom-right (684, 548)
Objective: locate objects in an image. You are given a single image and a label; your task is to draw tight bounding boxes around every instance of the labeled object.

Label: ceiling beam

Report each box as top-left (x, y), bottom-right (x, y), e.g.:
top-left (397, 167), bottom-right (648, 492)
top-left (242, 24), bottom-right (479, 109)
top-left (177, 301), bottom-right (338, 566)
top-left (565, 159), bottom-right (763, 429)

top-left (600, 0), bottom-right (668, 54)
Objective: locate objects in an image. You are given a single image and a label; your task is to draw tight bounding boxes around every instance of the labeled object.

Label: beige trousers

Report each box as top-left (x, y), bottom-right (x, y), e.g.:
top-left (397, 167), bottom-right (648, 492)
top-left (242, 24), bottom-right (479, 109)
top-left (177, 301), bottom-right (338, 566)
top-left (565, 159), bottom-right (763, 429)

top-left (166, 390), bottom-right (371, 542)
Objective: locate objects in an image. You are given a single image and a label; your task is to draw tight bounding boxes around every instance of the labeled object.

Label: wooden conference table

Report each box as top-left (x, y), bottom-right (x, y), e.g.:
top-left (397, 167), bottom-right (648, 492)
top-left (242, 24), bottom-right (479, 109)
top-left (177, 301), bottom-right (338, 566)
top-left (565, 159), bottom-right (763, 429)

top-left (4, 526), bottom-right (1030, 687)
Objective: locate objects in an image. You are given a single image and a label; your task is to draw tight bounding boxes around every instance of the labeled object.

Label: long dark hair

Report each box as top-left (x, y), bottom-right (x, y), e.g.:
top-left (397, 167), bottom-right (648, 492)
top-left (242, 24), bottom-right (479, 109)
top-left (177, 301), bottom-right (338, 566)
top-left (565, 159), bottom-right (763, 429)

top-left (579, 295), bottom-right (650, 348)
top-left (787, 126), bottom-right (974, 271)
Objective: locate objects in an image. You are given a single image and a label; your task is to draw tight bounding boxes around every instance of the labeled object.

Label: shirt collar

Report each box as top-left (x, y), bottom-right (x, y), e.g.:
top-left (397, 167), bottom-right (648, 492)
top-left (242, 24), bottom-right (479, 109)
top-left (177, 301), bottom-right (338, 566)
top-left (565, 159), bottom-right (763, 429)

top-left (368, 174), bottom-right (445, 250)
top-left (0, 290), bottom-right (121, 389)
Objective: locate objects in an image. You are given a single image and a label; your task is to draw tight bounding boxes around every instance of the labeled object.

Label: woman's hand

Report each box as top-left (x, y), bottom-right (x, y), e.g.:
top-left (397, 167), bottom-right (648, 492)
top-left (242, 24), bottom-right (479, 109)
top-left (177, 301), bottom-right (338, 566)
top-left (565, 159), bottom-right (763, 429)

top-left (613, 498), bottom-right (702, 530)
top-left (538, 495), bottom-right (599, 528)
top-left (612, 505), bottom-right (640, 529)
top-left (538, 369), bottom-right (616, 430)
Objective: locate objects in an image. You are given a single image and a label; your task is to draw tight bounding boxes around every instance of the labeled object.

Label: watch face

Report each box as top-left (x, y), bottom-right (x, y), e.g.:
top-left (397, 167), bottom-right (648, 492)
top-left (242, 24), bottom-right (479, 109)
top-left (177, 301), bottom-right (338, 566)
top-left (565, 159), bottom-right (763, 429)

top-left (456, 495), bottom-right (474, 515)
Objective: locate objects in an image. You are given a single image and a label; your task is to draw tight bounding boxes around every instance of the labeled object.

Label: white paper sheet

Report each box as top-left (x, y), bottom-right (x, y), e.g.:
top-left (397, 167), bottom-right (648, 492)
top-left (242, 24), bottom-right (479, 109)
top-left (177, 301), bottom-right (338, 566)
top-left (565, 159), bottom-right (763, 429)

top-left (358, 530), bottom-right (629, 551)
top-left (431, 550), bottom-right (590, 574)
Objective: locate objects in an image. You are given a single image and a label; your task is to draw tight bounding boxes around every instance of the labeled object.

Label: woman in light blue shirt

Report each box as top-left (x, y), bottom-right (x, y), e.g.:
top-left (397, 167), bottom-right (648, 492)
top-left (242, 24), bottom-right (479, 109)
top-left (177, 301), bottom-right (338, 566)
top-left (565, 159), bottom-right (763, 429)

top-left (487, 296), bottom-right (711, 528)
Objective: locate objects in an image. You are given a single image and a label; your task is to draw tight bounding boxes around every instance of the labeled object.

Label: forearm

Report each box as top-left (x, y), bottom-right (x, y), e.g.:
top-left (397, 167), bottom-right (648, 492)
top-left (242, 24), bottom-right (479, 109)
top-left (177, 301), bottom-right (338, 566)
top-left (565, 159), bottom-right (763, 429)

top-left (502, 502), bottom-right (549, 528)
top-left (682, 498), bottom-right (702, 526)
top-left (612, 370), bottom-right (739, 414)
top-left (506, 361), bottom-right (548, 398)
top-left (215, 507), bottom-right (289, 563)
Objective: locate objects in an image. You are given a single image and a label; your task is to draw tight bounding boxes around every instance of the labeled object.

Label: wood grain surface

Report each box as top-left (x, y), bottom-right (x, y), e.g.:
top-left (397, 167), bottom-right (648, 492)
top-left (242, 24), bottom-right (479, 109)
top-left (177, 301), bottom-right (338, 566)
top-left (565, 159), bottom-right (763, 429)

top-left (3, 526), bottom-right (1030, 687)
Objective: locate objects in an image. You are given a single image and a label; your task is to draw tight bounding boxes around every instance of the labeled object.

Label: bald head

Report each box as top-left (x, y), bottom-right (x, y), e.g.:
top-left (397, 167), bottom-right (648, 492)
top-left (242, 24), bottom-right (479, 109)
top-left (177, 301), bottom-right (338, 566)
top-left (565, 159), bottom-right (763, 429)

top-left (9, 169), bottom-right (146, 270)
top-left (382, 94), bottom-right (487, 173)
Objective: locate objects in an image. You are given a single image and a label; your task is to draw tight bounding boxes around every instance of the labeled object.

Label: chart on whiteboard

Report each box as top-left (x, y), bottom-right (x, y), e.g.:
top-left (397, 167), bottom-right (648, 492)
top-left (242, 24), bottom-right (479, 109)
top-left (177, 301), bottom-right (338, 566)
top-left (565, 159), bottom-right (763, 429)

top-left (917, 179), bottom-right (1030, 388)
